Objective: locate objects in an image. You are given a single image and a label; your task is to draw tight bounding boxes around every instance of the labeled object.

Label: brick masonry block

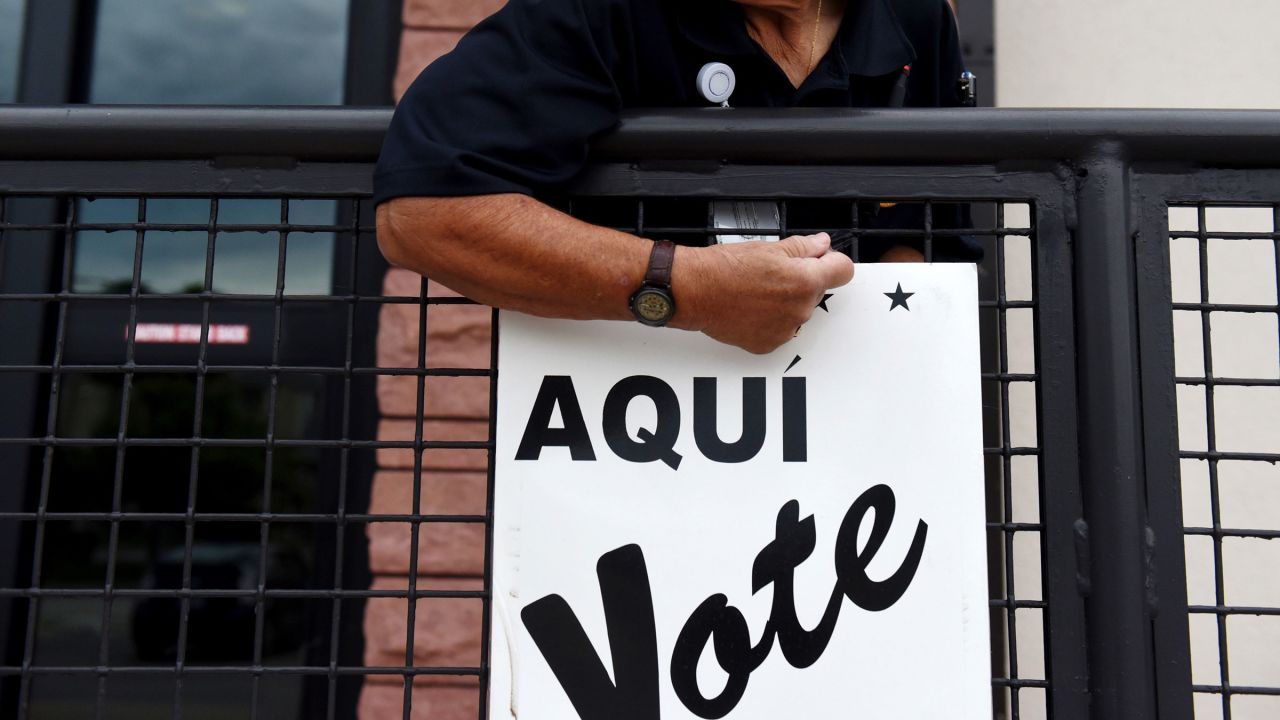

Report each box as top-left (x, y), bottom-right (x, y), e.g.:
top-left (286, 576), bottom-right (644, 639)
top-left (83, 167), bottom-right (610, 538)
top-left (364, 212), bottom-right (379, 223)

top-left (383, 264), bottom-right (475, 305)
top-left (377, 303), bottom-right (492, 370)
top-left (383, 269), bottom-right (462, 300)
top-left (378, 374), bottom-right (491, 420)
top-left (367, 457), bottom-right (487, 581)
top-left (358, 679), bottom-right (480, 720)
top-left (377, 268), bottom-right (493, 419)
top-left (363, 576), bottom-right (485, 682)
top-left (377, 419), bottom-right (490, 471)
top-left (369, 470), bottom-right (487, 517)
top-left (395, 28), bottom-right (467, 101)
top-left (382, 267), bottom-right (423, 298)
top-left (379, 269), bottom-right (492, 371)
top-left (403, 0), bottom-right (507, 31)
top-left (367, 519), bottom-right (486, 577)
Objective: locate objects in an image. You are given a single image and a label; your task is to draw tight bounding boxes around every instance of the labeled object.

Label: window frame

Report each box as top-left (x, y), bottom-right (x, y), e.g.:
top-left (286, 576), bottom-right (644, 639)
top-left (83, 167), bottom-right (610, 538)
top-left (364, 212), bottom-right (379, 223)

top-left (15, 0), bottom-right (401, 106)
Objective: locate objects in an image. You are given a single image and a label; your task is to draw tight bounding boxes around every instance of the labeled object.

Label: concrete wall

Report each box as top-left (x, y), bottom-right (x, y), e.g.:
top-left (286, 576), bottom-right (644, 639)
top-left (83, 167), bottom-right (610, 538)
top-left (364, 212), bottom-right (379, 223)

top-left (997, 2), bottom-right (1280, 718)
top-left (997, 0), bottom-right (1280, 109)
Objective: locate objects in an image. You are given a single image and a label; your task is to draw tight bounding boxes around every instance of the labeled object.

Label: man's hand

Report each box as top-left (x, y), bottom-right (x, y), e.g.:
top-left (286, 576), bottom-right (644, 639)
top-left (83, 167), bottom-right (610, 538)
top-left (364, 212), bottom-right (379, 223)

top-left (673, 233), bottom-right (855, 355)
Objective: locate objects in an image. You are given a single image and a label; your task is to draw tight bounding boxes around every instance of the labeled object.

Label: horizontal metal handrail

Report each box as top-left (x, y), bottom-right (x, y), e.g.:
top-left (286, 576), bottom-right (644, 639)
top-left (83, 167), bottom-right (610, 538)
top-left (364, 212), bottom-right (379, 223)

top-left (3, 106), bottom-right (1280, 165)
top-left (0, 106), bottom-right (392, 161)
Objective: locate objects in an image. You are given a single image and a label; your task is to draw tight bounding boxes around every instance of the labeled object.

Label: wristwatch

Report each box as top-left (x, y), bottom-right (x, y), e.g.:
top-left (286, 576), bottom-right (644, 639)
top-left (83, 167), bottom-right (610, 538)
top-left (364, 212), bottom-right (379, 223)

top-left (630, 239), bottom-right (677, 327)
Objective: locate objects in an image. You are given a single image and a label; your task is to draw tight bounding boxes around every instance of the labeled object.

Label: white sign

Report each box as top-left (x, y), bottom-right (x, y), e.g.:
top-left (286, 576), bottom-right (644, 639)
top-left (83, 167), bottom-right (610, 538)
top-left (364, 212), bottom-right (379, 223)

top-left (490, 264), bottom-right (990, 720)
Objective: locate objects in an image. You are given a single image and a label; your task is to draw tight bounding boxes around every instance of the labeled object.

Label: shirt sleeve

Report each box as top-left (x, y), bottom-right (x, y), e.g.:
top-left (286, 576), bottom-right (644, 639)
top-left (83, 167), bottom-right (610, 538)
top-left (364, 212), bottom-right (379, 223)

top-left (374, 0), bottom-right (623, 205)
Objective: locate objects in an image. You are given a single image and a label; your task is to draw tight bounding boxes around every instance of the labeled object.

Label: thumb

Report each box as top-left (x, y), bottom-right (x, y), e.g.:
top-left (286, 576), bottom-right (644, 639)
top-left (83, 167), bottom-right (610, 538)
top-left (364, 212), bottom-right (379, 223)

top-left (779, 232), bottom-right (831, 259)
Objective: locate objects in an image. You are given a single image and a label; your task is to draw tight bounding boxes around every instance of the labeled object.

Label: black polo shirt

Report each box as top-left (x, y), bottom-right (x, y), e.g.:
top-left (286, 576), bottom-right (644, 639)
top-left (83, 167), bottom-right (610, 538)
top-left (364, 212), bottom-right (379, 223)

top-left (375, 0), bottom-right (977, 260)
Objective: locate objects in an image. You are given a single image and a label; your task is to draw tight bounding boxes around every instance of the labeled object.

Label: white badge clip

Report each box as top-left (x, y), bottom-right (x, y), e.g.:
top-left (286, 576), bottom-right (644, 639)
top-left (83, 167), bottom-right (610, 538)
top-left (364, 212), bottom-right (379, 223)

top-left (697, 62), bottom-right (736, 107)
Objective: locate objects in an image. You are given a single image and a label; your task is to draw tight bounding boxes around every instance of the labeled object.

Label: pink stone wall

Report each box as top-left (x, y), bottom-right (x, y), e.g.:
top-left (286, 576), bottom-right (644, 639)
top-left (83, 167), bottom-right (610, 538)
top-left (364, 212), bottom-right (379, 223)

top-left (393, 0), bottom-right (508, 99)
top-left (362, 1), bottom-right (507, 716)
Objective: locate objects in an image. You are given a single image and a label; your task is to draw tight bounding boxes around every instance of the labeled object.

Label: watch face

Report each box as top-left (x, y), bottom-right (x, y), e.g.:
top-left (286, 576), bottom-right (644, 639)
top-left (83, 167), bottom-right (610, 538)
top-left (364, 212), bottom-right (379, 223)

top-left (633, 289), bottom-right (674, 325)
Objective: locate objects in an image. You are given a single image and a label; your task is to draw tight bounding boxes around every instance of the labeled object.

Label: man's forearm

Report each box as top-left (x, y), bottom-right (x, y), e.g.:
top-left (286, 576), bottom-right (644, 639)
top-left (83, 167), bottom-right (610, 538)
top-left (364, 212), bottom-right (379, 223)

top-left (376, 193), bottom-right (854, 354)
top-left (378, 194), bottom-right (652, 323)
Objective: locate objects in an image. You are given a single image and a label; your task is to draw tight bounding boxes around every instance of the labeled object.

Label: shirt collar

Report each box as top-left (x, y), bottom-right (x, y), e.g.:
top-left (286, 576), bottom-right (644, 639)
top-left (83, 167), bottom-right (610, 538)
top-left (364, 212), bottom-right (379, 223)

top-left (676, 0), bottom-right (917, 78)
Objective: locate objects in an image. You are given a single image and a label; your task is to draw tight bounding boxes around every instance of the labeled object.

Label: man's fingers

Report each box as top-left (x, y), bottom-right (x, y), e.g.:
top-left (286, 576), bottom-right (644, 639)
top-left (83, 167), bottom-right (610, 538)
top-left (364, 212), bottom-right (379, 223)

top-left (812, 250), bottom-right (855, 289)
top-left (779, 232), bottom-right (831, 259)
top-left (777, 232), bottom-right (851, 291)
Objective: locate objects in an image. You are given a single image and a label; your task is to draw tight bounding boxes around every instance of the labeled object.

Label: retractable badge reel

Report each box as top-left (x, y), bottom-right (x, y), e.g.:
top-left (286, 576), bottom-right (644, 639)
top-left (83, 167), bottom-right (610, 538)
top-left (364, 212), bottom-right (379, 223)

top-left (698, 62), bottom-right (736, 107)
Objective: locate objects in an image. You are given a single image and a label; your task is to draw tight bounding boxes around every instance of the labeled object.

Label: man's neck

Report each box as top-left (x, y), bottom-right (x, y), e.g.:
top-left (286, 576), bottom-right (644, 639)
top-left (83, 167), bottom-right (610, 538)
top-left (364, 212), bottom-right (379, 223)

top-left (738, 0), bottom-right (848, 88)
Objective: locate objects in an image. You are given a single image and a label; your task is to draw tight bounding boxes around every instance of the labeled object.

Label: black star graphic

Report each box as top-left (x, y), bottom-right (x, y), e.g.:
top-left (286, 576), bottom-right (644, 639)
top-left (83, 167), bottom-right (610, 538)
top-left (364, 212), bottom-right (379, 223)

top-left (816, 294), bottom-right (834, 312)
top-left (885, 283), bottom-right (914, 312)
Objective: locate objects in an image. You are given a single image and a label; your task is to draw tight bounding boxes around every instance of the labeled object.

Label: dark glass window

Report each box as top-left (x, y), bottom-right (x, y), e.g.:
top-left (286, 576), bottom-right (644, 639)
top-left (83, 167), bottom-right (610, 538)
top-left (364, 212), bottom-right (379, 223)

top-left (73, 198), bottom-right (337, 296)
top-left (22, 2), bottom-right (358, 718)
top-left (36, 370), bottom-right (331, 715)
top-left (90, 0), bottom-right (348, 105)
top-left (75, 0), bottom-right (351, 295)
top-left (0, 0), bottom-right (24, 102)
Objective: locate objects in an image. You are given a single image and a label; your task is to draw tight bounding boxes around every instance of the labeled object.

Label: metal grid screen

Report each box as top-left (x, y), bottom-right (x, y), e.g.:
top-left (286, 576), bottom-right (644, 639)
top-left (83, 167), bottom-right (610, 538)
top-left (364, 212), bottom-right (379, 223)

top-left (0, 191), bottom-right (1052, 718)
top-left (0, 193), bottom-right (393, 718)
top-left (1170, 203), bottom-right (1280, 720)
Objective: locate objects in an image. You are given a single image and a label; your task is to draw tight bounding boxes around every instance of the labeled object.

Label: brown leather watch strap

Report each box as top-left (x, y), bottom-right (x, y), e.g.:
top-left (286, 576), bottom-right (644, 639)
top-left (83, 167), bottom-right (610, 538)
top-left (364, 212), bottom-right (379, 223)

top-left (645, 240), bottom-right (676, 287)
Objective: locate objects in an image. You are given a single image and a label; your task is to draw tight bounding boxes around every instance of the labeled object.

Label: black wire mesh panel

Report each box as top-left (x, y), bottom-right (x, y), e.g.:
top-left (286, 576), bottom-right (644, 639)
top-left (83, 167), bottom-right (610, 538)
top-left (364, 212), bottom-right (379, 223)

top-left (1, 191), bottom-right (1051, 719)
top-left (980, 203), bottom-right (1050, 720)
top-left (0, 193), bottom-right (390, 719)
top-left (1170, 203), bottom-right (1280, 720)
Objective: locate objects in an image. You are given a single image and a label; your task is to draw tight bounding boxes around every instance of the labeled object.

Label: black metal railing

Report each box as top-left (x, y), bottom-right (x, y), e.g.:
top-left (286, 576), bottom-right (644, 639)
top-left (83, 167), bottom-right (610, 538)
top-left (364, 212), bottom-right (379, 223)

top-left (2, 106), bottom-right (1280, 720)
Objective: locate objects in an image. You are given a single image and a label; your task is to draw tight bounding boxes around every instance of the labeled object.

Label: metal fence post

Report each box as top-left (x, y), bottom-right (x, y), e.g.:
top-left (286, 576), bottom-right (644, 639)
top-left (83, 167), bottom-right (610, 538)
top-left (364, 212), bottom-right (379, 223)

top-left (1132, 173), bottom-right (1195, 720)
top-left (1072, 144), bottom-right (1159, 719)
top-left (0, 198), bottom-right (62, 706)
